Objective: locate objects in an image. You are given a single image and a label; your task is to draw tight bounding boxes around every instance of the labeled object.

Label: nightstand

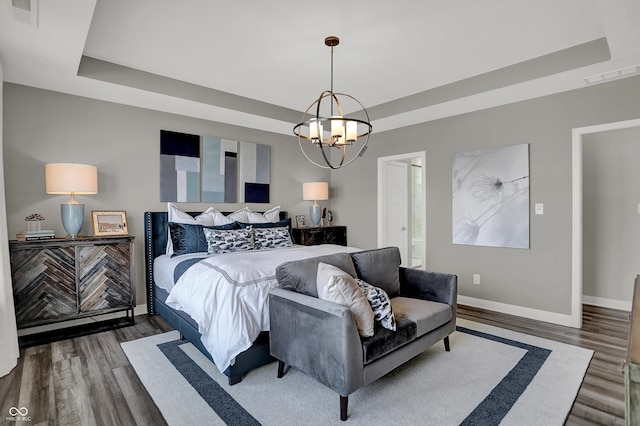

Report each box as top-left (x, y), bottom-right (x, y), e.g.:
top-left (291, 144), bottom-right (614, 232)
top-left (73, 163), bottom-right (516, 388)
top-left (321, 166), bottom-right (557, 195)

top-left (9, 235), bottom-right (135, 345)
top-left (291, 225), bottom-right (347, 246)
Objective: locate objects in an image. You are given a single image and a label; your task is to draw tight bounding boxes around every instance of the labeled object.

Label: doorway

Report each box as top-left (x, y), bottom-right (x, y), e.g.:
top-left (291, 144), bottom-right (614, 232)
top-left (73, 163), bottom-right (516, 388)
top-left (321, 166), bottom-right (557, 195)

top-left (572, 117), bottom-right (640, 328)
top-left (377, 151), bottom-right (426, 268)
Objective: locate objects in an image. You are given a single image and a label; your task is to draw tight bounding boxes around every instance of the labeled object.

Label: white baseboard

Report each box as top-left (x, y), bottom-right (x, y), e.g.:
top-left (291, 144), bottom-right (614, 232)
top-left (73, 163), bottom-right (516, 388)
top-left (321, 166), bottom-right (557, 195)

top-left (458, 295), bottom-right (577, 328)
top-left (134, 304), bottom-right (148, 316)
top-left (581, 295), bottom-right (631, 312)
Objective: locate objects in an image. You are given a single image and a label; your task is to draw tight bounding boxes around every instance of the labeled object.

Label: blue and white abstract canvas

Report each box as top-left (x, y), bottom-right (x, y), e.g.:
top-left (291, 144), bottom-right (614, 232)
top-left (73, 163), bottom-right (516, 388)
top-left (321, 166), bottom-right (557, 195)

top-left (202, 136), bottom-right (238, 203)
top-left (161, 131), bottom-right (270, 203)
top-left (160, 130), bottom-right (201, 202)
top-left (452, 144), bottom-right (530, 249)
top-left (239, 141), bottom-right (270, 203)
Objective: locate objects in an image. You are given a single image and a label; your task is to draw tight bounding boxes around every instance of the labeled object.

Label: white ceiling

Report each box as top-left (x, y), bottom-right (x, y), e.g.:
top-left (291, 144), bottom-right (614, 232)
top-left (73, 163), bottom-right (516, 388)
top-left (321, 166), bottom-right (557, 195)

top-left (1, 0), bottom-right (640, 136)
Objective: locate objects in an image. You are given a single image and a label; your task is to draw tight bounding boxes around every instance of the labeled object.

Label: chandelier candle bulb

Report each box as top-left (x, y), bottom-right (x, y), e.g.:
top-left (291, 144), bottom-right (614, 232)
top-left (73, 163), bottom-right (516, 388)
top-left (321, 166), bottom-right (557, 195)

top-left (346, 121), bottom-right (357, 142)
top-left (331, 117), bottom-right (344, 138)
top-left (310, 121), bottom-right (321, 140)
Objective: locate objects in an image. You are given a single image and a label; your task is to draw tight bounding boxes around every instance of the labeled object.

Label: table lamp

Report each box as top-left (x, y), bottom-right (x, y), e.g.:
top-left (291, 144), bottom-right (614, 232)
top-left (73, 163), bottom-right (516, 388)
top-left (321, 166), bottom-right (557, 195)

top-left (45, 163), bottom-right (98, 238)
top-left (302, 182), bottom-right (329, 226)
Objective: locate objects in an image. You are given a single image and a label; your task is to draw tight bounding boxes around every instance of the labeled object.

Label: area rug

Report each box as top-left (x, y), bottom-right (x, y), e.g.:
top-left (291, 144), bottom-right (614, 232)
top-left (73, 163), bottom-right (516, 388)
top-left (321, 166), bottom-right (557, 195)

top-left (121, 318), bottom-right (593, 425)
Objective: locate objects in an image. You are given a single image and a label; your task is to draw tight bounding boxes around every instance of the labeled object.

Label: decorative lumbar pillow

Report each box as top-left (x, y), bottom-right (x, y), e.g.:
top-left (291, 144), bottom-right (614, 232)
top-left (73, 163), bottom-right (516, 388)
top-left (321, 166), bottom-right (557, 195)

top-left (166, 203), bottom-right (216, 255)
top-left (203, 227), bottom-right (254, 254)
top-left (316, 262), bottom-right (375, 337)
top-left (169, 222), bottom-right (239, 256)
top-left (238, 218), bottom-right (291, 234)
top-left (356, 279), bottom-right (396, 331)
top-left (253, 226), bottom-right (293, 250)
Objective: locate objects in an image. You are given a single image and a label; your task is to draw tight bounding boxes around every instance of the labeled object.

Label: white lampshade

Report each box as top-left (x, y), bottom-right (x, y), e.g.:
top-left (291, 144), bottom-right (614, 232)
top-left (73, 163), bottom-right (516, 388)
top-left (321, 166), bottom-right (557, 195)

top-left (45, 163), bottom-right (98, 194)
top-left (45, 163), bottom-right (98, 238)
top-left (302, 182), bottom-right (329, 201)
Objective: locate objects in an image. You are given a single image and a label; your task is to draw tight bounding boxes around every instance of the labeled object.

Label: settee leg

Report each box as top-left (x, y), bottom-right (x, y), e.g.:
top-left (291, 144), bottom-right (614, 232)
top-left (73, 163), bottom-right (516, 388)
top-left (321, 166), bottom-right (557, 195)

top-left (340, 395), bottom-right (348, 421)
top-left (444, 336), bottom-right (450, 352)
top-left (277, 360), bottom-right (286, 378)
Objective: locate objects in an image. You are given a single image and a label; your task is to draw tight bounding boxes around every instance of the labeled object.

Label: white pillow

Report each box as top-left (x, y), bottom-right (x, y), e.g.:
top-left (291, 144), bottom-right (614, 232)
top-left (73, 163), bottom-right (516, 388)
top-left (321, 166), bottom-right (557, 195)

top-left (166, 203), bottom-right (216, 255)
top-left (246, 206), bottom-right (281, 223)
top-left (316, 262), bottom-right (375, 337)
top-left (212, 207), bottom-right (250, 225)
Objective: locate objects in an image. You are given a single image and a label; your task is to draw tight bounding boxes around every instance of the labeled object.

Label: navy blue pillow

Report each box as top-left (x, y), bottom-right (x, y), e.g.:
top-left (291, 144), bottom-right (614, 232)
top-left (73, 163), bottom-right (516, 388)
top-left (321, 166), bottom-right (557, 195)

top-left (169, 222), bottom-right (239, 257)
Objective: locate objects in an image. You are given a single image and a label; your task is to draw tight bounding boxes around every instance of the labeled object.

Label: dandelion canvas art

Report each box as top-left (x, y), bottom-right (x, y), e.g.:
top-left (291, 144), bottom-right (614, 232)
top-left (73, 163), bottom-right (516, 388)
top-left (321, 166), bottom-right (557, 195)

top-left (452, 144), bottom-right (530, 248)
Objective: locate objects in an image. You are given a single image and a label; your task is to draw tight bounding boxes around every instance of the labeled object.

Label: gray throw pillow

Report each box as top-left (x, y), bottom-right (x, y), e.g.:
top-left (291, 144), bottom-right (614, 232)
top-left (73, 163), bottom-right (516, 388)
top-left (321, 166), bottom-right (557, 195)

top-left (351, 247), bottom-right (401, 297)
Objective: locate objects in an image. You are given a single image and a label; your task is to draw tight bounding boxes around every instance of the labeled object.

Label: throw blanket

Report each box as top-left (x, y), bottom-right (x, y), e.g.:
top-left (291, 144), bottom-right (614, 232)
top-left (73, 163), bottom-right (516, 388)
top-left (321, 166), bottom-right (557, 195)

top-left (165, 244), bottom-right (359, 373)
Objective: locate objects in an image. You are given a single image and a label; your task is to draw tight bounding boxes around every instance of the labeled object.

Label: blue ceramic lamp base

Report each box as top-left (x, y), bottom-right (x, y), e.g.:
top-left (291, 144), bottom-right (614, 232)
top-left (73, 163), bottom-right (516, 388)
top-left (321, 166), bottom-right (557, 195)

top-left (309, 203), bottom-right (322, 226)
top-left (61, 203), bottom-right (84, 237)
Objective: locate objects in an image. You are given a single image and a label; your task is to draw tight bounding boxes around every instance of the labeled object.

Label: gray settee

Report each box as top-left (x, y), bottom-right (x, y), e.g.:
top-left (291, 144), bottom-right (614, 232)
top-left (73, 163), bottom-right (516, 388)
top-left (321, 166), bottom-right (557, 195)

top-left (269, 247), bottom-right (457, 421)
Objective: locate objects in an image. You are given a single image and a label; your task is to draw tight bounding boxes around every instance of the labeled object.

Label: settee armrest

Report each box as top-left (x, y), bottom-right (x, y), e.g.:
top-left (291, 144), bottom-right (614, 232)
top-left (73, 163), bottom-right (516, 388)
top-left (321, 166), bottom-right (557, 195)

top-left (399, 268), bottom-right (457, 333)
top-left (269, 287), bottom-right (364, 396)
top-left (399, 267), bottom-right (457, 306)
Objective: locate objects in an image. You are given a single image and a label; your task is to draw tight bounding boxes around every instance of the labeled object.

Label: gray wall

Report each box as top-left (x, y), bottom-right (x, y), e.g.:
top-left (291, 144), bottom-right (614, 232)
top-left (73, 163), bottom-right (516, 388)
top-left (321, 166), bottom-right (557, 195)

top-left (583, 127), bottom-right (640, 303)
top-left (331, 75), bottom-right (640, 315)
top-left (2, 84), bottom-right (330, 302)
top-left (4, 76), bottom-right (640, 317)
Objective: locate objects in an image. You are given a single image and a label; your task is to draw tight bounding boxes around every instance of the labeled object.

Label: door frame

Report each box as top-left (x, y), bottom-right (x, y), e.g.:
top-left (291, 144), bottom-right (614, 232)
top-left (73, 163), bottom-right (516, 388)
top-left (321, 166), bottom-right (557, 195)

top-left (377, 151), bottom-right (426, 269)
top-left (572, 117), bottom-right (640, 328)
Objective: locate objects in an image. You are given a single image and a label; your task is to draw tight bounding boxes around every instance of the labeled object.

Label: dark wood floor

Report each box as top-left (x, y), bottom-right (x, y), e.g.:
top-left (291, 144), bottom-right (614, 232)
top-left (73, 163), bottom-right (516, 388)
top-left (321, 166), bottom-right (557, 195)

top-left (0, 304), bottom-right (629, 425)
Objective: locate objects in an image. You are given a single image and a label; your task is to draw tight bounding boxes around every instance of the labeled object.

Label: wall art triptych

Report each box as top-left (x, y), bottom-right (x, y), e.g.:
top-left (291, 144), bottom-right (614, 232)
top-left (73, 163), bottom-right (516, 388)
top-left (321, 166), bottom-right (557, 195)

top-left (160, 130), bottom-right (270, 203)
top-left (452, 143), bottom-right (530, 249)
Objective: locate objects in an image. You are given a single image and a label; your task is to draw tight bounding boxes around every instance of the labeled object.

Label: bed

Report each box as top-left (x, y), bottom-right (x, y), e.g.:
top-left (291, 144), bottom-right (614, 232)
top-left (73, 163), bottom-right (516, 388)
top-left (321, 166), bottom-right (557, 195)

top-left (144, 208), bottom-right (356, 385)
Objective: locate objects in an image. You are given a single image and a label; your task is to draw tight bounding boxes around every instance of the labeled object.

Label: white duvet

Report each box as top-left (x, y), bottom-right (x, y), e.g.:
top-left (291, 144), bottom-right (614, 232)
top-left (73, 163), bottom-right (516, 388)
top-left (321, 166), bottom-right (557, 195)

top-left (164, 244), bottom-right (359, 373)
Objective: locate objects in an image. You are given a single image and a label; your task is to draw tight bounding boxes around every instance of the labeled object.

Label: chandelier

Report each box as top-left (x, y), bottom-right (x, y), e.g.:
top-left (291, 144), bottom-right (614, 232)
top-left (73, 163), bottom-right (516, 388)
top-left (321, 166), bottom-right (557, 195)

top-left (293, 36), bottom-right (372, 170)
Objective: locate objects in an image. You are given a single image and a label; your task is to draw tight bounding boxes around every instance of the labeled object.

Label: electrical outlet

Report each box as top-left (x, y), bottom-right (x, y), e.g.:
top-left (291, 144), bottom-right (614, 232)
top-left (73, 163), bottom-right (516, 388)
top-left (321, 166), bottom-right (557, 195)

top-left (473, 274), bottom-right (481, 285)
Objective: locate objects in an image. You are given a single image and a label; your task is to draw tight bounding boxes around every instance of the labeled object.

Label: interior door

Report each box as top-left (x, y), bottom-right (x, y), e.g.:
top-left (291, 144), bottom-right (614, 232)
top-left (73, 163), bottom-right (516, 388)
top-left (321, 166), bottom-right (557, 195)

top-left (381, 160), bottom-right (410, 266)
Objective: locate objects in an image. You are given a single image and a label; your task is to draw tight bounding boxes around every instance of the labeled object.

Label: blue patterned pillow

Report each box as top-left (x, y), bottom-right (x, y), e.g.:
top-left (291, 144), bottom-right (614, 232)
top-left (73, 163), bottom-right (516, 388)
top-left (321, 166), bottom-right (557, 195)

top-left (356, 279), bottom-right (396, 331)
top-left (169, 222), bottom-right (239, 257)
top-left (203, 227), bottom-right (254, 254)
top-left (253, 226), bottom-right (293, 250)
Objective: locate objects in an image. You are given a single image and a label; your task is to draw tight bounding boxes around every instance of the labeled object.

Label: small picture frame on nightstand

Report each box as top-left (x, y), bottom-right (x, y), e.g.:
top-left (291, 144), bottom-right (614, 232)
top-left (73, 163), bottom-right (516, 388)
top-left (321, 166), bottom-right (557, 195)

top-left (92, 211), bottom-right (128, 236)
top-left (295, 215), bottom-right (306, 228)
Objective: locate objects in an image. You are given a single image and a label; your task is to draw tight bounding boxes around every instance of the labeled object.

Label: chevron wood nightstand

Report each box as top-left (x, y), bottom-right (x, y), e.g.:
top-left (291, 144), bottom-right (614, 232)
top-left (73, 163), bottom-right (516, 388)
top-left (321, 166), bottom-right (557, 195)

top-left (9, 235), bottom-right (135, 346)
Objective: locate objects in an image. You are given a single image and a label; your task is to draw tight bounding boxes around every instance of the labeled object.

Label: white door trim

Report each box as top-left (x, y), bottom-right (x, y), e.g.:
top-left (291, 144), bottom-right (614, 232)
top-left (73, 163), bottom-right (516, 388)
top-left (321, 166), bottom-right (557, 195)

top-left (572, 117), bottom-right (640, 328)
top-left (377, 151), bottom-right (427, 269)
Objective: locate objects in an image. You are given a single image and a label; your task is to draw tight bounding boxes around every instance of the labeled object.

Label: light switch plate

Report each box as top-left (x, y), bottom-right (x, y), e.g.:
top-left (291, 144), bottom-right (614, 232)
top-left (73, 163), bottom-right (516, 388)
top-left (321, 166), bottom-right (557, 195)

top-left (535, 203), bottom-right (544, 215)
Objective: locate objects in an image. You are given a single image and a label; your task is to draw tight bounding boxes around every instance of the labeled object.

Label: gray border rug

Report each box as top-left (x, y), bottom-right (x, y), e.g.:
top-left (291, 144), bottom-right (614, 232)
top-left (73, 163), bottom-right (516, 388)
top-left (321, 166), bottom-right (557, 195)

top-left (122, 319), bottom-right (592, 425)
